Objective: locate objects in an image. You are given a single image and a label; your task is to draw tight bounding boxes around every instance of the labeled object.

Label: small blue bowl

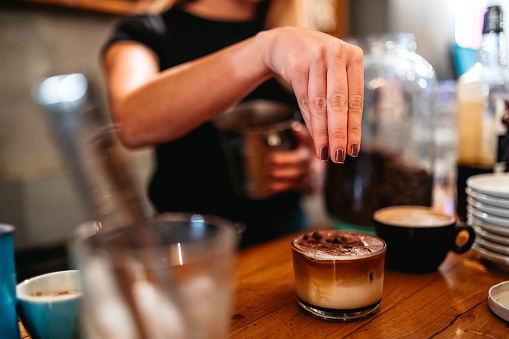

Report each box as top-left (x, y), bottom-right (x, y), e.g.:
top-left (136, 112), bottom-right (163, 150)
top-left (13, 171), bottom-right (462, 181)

top-left (16, 270), bottom-right (82, 339)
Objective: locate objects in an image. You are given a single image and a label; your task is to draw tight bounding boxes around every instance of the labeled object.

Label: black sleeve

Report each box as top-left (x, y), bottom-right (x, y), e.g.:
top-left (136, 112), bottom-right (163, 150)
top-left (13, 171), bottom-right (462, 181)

top-left (102, 14), bottom-right (166, 55)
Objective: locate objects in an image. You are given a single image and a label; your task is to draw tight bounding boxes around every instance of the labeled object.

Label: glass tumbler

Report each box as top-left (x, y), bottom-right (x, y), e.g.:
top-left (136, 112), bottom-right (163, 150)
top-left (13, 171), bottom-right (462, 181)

top-left (292, 230), bottom-right (386, 321)
top-left (70, 213), bottom-right (243, 339)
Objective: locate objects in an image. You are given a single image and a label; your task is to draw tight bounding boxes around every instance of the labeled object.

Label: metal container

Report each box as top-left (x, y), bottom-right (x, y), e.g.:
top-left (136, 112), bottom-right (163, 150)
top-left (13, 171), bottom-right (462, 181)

top-left (0, 224), bottom-right (19, 339)
top-left (214, 100), bottom-right (298, 199)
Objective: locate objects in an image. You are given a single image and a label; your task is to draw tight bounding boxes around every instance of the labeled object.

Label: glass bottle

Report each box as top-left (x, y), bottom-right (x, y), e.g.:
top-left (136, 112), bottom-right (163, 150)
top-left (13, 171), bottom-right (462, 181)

top-left (456, 5), bottom-right (509, 221)
top-left (325, 33), bottom-right (437, 234)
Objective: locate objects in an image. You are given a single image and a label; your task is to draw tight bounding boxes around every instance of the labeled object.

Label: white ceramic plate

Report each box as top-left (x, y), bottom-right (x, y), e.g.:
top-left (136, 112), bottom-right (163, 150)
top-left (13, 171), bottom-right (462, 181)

top-left (473, 243), bottom-right (509, 272)
top-left (474, 226), bottom-right (509, 246)
top-left (489, 281), bottom-right (509, 322)
top-left (467, 173), bottom-right (509, 199)
top-left (467, 187), bottom-right (509, 209)
top-left (467, 197), bottom-right (509, 218)
top-left (467, 206), bottom-right (509, 227)
top-left (476, 237), bottom-right (509, 256)
top-left (468, 215), bottom-right (509, 237)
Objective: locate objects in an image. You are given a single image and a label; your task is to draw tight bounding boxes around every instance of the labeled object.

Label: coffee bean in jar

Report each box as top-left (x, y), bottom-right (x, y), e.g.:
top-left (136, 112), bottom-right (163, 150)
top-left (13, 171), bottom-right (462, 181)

top-left (325, 146), bottom-right (434, 231)
top-left (327, 33), bottom-right (438, 233)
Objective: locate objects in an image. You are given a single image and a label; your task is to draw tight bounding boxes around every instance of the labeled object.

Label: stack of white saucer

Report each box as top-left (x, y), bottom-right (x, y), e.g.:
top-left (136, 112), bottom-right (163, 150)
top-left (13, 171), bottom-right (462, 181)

top-left (466, 173), bottom-right (509, 271)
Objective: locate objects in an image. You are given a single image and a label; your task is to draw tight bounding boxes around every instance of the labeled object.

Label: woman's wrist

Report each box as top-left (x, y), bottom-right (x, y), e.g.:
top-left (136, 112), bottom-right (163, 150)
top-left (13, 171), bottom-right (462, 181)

top-left (251, 29), bottom-right (279, 80)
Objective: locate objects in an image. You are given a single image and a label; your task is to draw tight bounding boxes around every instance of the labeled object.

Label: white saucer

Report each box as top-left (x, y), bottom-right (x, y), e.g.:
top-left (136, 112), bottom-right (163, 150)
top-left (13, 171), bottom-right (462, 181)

top-left (467, 187), bottom-right (509, 209)
top-left (467, 173), bottom-right (509, 199)
top-left (467, 197), bottom-right (509, 218)
top-left (468, 215), bottom-right (509, 237)
top-left (473, 243), bottom-right (509, 272)
top-left (489, 281), bottom-right (509, 322)
top-left (476, 237), bottom-right (509, 256)
top-left (474, 226), bottom-right (509, 246)
top-left (467, 207), bottom-right (509, 227)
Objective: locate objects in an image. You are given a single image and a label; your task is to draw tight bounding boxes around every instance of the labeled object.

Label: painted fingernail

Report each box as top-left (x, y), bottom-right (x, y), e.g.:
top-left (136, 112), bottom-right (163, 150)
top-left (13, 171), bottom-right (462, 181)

top-left (320, 146), bottom-right (329, 161)
top-left (350, 144), bottom-right (359, 157)
top-left (334, 149), bottom-right (345, 164)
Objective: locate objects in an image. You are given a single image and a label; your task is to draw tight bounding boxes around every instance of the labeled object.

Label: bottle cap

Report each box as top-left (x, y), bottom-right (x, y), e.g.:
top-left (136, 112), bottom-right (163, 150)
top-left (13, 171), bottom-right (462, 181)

top-left (483, 6), bottom-right (504, 34)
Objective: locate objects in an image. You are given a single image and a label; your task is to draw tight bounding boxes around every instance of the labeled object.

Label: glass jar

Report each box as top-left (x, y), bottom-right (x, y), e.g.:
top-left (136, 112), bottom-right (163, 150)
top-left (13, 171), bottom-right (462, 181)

top-left (325, 33), bottom-right (437, 234)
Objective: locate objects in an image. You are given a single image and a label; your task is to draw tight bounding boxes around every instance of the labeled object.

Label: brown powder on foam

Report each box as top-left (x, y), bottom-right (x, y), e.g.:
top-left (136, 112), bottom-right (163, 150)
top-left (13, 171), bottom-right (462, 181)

top-left (293, 231), bottom-right (385, 257)
top-left (30, 289), bottom-right (80, 297)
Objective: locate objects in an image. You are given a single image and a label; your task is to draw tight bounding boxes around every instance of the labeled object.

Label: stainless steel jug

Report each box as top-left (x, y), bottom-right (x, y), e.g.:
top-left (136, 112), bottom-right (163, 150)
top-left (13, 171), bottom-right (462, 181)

top-left (214, 100), bottom-right (298, 199)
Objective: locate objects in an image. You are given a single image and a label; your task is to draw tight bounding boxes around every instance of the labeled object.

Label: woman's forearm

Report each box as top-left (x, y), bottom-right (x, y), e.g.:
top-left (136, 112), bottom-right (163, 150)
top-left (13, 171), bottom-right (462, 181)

top-left (104, 33), bottom-right (272, 148)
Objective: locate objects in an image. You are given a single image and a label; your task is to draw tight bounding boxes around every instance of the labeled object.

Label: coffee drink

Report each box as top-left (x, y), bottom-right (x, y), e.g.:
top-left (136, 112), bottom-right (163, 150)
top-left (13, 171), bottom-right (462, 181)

top-left (373, 206), bottom-right (475, 273)
top-left (291, 231), bottom-right (386, 321)
top-left (374, 206), bottom-right (455, 228)
top-left (31, 290), bottom-right (81, 298)
top-left (16, 270), bottom-right (82, 339)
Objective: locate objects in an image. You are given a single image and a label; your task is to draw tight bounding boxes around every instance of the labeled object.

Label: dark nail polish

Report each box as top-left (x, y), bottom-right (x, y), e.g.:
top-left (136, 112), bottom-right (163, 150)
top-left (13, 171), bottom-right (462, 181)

top-left (334, 149), bottom-right (345, 164)
top-left (350, 144), bottom-right (359, 157)
top-left (320, 146), bottom-right (329, 161)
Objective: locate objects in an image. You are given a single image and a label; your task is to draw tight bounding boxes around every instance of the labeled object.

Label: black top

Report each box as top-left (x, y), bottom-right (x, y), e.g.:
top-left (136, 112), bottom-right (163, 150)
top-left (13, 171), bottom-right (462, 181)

top-left (105, 6), bottom-right (305, 246)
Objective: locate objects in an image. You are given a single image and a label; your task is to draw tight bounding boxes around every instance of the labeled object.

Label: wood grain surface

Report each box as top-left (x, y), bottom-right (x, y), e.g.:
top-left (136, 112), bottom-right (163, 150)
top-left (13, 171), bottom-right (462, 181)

top-left (19, 228), bottom-right (509, 338)
top-left (230, 232), bottom-right (509, 338)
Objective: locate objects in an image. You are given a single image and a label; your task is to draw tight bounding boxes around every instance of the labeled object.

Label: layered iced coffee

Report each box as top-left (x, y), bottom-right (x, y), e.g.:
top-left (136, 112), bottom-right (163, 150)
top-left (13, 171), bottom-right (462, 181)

top-left (291, 231), bottom-right (386, 321)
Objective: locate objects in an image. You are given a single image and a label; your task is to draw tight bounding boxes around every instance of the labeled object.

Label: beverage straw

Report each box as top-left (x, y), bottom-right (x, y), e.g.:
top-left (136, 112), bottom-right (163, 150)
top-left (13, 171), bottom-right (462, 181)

top-left (91, 125), bottom-right (181, 339)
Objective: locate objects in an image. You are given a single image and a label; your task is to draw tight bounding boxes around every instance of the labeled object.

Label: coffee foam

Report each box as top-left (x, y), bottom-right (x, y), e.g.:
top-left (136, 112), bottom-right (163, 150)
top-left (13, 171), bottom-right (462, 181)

top-left (374, 206), bottom-right (455, 228)
top-left (292, 231), bottom-right (386, 260)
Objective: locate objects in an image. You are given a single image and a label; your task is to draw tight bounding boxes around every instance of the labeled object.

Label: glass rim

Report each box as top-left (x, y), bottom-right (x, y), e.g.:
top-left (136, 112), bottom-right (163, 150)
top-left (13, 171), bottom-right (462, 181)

top-left (0, 224), bottom-right (15, 235)
top-left (71, 212), bottom-right (245, 252)
top-left (214, 99), bottom-right (298, 134)
top-left (348, 32), bottom-right (416, 48)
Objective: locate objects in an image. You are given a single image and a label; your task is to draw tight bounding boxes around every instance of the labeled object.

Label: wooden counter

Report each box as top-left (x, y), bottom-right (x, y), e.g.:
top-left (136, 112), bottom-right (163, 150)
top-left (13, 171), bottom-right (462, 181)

top-left (20, 227), bottom-right (509, 338)
top-left (230, 231), bottom-right (509, 338)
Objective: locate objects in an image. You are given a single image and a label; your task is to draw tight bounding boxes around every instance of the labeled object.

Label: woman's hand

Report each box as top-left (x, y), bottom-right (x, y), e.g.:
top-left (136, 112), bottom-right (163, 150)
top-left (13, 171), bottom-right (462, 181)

top-left (267, 122), bottom-right (325, 195)
top-left (104, 26), bottom-right (363, 161)
top-left (257, 27), bottom-right (364, 163)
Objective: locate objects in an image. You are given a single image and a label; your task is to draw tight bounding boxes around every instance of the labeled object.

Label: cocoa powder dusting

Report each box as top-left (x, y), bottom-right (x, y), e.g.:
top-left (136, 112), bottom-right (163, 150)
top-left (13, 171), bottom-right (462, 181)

top-left (293, 231), bottom-right (384, 257)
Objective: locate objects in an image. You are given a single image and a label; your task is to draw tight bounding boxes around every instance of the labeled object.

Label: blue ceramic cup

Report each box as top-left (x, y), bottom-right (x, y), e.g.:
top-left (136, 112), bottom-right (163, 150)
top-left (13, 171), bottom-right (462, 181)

top-left (16, 270), bottom-right (82, 339)
top-left (0, 224), bottom-right (20, 339)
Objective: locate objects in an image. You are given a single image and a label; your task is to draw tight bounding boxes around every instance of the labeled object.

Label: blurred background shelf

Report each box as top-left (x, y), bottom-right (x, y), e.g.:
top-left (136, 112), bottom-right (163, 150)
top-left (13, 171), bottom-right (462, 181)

top-left (17, 0), bottom-right (159, 15)
top-left (15, 0), bottom-right (350, 38)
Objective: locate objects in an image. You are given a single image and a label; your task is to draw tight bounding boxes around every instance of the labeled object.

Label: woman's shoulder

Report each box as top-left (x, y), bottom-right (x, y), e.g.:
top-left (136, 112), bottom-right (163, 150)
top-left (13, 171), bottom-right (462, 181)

top-left (113, 13), bottom-right (166, 37)
top-left (109, 6), bottom-right (201, 41)
top-left (104, 11), bottom-right (170, 54)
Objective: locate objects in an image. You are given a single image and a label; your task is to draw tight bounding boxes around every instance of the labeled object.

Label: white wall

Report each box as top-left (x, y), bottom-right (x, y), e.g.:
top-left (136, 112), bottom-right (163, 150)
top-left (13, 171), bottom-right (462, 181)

top-left (0, 5), bottom-right (153, 249)
top-left (388, 0), bottom-right (457, 80)
top-left (388, 0), bottom-right (509, 80)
